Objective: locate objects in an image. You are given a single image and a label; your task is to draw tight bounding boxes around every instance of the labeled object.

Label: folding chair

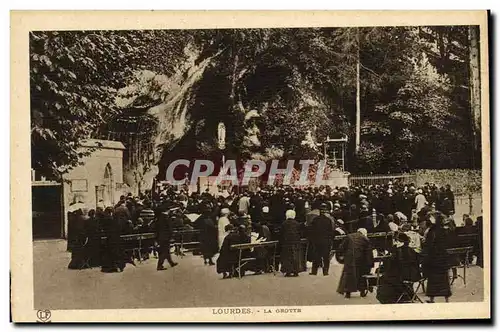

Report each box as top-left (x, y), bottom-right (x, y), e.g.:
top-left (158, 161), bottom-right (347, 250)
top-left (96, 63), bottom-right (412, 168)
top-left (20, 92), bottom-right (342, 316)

top-left (396, 278), bottom-right (426, 303)
top-left (363, 274), bottom-right (379, 293)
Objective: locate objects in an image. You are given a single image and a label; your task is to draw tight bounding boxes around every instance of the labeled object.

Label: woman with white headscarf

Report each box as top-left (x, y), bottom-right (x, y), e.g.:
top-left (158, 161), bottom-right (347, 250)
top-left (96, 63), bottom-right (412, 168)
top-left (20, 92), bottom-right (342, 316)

top-left (218, 208), bottom-right (231, 249)
top-left (279, 210), bottom-right (302, 277)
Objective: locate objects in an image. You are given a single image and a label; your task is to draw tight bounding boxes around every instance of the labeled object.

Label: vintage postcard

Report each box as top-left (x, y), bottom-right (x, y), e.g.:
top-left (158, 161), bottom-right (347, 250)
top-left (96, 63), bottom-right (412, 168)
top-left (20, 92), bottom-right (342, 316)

top-left (11, 10), bottom-right (490, 322)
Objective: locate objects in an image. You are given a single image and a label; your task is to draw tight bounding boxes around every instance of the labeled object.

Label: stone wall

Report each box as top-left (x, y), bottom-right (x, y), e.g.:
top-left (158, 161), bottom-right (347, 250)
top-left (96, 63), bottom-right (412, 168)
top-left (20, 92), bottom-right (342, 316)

top-left (413, 169), bottom-right (482, 195)
top-left (62, 139), bottom-right (126, 237)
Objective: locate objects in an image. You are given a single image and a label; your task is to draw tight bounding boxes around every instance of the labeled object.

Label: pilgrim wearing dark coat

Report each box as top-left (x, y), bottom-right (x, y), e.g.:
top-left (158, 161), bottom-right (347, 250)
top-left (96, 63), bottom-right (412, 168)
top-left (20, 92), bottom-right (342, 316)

top-left (194, 212), bottom-right (219, 265)
top-left (84, 209), bottom-right (102, 267)
top-left (421, 212), bottom-right (452, 302)
top-left (67, 210), bottom-right (91, 269)
top-left (309, 204), bottom-right (335, 276)
top-left (376, 233), bottom-right (421, 303)
top-left (216, 224), bottom-right (242, 278)
top-left (279, 210), bottom-right (303, 277)
top-left (294, 196), bottom-right (307, 223)
top-left (249, 193), bottom-right (263, 225)
top-left (101, 207), bottom-right (126, 273)
top-left (336, 228), bottom-right (374, 298)
top-left (218, 225), bottom-right (252, 277)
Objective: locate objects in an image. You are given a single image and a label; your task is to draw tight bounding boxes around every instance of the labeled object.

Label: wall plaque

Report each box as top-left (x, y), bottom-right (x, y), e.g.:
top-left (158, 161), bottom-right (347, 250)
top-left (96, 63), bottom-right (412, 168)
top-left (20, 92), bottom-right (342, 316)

top-left (71, 179), bottom-right (88, 192)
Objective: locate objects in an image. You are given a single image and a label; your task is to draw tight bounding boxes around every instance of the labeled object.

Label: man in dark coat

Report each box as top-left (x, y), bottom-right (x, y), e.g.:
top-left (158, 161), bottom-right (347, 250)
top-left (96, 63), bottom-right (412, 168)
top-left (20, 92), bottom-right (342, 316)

top-left (309, 203), bottom-right (335, 276)
top-left (279, 210), bottom-right (303, 277)
top-left (336, 228), bottom-right (374, 298)
top-left (156, 209), bottom-right (178, 271)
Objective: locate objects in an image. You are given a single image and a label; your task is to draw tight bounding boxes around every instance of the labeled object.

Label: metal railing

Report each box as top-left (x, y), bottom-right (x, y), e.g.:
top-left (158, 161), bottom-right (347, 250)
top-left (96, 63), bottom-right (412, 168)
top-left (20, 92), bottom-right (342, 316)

top-left (348, 174), bottom-right (417, 187)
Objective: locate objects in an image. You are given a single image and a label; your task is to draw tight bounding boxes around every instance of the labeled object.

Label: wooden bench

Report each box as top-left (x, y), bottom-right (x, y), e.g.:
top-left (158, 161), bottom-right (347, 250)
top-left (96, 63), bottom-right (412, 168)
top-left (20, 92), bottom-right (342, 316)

top-left (231, 241), bottom-right (279, 279)
top-left (171, 229), bottom-right (201, 258)
top-left (230, 239), bottom-right (309, 278)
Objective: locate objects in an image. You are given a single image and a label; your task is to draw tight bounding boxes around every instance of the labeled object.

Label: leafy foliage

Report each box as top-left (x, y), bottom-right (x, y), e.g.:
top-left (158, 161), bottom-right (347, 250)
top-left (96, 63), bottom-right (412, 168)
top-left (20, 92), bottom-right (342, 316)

top-left (30, 30), bottom-right (189, 177)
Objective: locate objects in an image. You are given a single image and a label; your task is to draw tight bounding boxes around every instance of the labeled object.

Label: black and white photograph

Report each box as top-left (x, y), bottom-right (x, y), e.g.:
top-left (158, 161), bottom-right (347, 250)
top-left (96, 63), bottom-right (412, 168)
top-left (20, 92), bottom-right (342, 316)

top-left (11, 10), bottom-right (490, 322)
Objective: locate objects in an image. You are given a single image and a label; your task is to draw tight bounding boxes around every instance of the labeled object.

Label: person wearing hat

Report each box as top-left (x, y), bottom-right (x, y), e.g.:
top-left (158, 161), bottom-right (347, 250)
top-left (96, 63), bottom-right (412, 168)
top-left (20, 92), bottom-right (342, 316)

top-left (336, 228), bottom-right (374, 298)
top-left (421, 212), bottom-right (452, 303)
top-left (155, 209), bottom-right (179, 271)
top-left (308, 203), bottom-right (335, 276)
top-left (376, 232), bottom-right (421, 304)
top-left (415, 189), bottom-right (427, 214)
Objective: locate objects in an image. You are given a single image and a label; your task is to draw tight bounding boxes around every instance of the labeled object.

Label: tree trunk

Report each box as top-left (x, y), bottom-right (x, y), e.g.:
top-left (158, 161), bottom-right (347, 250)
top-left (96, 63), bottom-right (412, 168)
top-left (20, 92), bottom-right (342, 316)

top-left (468, 26), bottom-right (481, 168)
top-left (355, 28), bottom-right (361, 153)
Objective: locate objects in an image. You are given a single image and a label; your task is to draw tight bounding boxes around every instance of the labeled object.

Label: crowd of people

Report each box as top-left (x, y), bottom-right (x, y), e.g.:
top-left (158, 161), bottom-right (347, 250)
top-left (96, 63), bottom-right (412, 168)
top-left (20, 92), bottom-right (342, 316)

top-left (67, 179), bottom-right (483, 304)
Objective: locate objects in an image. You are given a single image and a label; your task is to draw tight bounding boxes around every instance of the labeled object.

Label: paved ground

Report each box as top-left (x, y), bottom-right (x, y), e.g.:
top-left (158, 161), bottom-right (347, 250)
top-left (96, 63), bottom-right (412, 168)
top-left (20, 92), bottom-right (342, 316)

top-left (33, 240), bottom-right (484, 310)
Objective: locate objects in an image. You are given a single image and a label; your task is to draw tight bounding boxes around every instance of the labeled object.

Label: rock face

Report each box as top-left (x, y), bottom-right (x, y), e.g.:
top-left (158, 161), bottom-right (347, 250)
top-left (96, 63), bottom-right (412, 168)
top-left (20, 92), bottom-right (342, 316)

top-left (114, 44), bottom-right (212, 193)
top-left (116, 46), bottom-right (265, 193)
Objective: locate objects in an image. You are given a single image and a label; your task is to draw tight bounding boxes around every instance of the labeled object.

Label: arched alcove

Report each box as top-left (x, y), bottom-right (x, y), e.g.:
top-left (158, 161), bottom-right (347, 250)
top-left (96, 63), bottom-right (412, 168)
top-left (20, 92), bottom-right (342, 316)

top-left (103, 163), bottom-right (114, 206)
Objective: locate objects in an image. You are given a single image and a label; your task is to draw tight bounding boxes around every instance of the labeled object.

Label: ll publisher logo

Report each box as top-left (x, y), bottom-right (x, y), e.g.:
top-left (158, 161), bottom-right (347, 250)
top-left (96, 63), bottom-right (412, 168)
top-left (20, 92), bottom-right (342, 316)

top-left (36, 309), bottom-right (51, 323)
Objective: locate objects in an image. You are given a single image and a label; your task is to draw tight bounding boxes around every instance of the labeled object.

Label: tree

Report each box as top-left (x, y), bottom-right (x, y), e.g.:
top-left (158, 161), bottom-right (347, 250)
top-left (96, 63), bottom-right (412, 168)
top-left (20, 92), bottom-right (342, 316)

top-left (30, 30), bottom-right (190, 178)
top-left (418, 26), bottom-right (479, 168)
top-left (468, 26), bottom-right (481, 168)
